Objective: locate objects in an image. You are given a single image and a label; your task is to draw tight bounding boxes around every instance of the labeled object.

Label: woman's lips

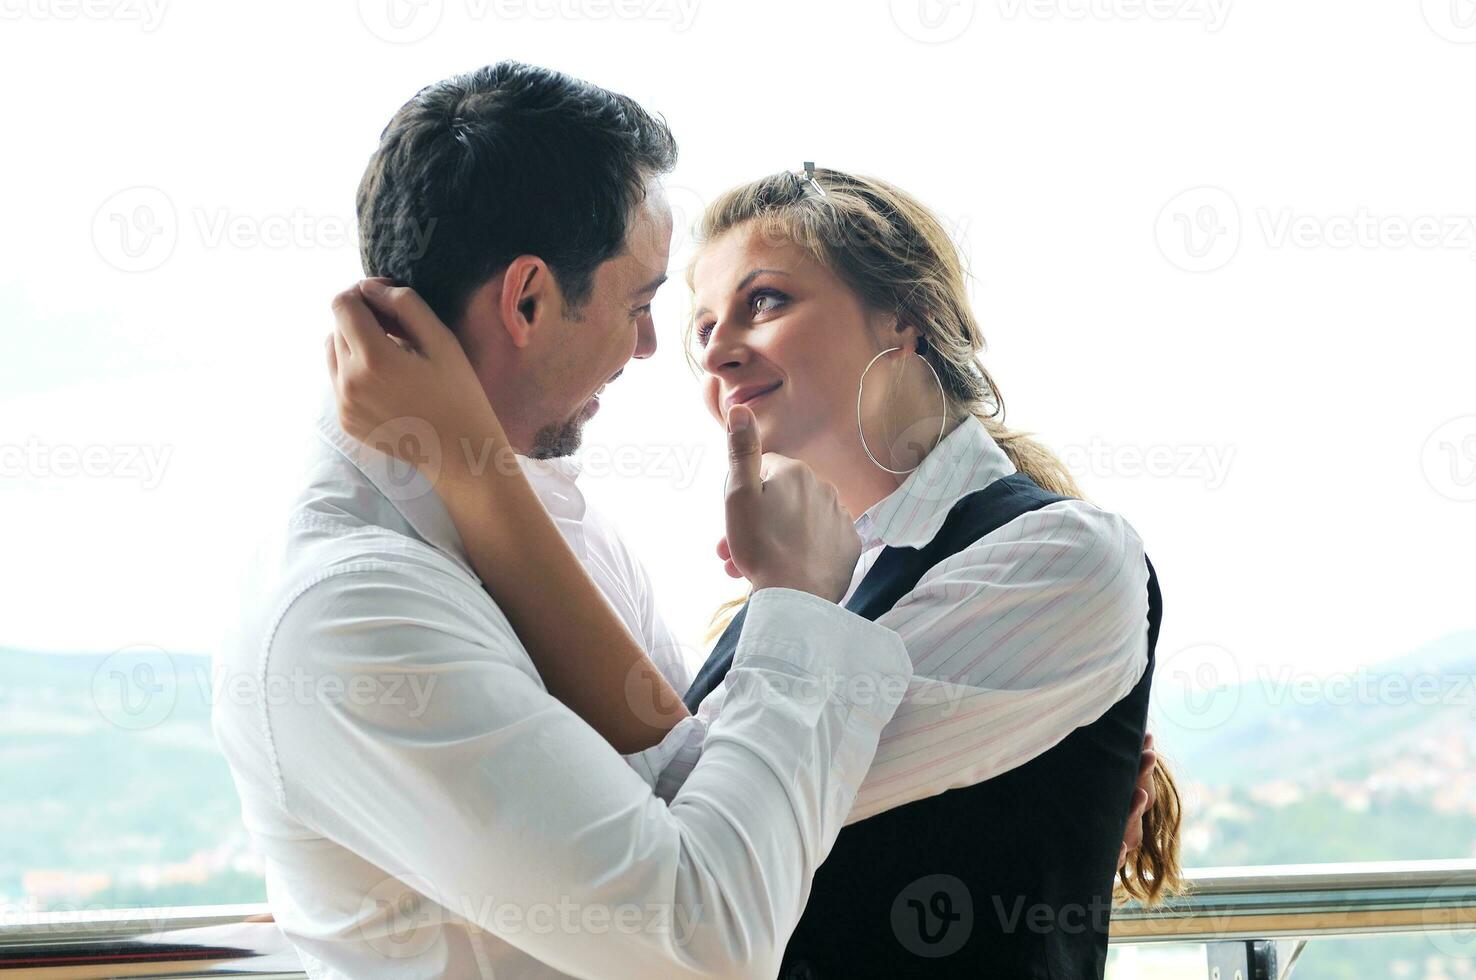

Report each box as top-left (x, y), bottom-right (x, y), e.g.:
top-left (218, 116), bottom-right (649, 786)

top-left (725, 381), bottom-right (782, 411)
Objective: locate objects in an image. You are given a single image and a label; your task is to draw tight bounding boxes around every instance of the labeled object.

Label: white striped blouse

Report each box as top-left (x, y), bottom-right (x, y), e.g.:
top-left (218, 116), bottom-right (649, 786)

top-left (654, 414), bottom-right (1153, 825)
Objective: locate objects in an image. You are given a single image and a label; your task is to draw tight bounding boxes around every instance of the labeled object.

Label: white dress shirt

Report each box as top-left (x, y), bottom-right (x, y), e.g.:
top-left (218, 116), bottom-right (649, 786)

top-left (681, 414), bottom-right (1153, 824)
top-left (211, 402), bottom-right (913, 980)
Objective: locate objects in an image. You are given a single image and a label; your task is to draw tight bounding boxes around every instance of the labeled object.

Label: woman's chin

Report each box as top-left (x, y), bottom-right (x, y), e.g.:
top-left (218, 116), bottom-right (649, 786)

top-left (747, 411), bottom-right (797, 456)
top-left (714, 400), bottom-right (808, 459)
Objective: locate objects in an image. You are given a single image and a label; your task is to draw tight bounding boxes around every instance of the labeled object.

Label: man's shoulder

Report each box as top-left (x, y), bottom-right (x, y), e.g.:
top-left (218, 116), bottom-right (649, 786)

top-left (288, 510), bottom-right (473, 581)
top-left (243, 510), bottom-right (509, 666)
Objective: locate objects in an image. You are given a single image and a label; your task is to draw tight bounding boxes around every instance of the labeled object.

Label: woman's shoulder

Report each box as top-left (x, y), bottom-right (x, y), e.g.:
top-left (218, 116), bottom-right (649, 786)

top-left (891, 495), bottom-right (1153, 688)
top-left (982, 493), bottom-right (1147, 563)
top-left (912, 494), bottom-right (1150, 615)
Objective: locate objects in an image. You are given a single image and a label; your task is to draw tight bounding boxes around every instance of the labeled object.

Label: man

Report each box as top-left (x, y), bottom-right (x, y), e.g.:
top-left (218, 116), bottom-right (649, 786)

top-left (213, 61), bottom-right (1152, 979)
top-left (213, 61), bottom-right (912, 980)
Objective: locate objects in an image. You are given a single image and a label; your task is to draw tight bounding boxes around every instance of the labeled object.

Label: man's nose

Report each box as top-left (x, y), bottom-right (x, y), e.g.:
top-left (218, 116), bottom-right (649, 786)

top-left (633, 316), bottom-right (657, 359)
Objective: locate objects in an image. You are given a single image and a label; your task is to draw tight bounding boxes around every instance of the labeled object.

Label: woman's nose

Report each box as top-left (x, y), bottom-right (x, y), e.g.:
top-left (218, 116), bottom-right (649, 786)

top-left (699, 320), bottom-right (746, 374)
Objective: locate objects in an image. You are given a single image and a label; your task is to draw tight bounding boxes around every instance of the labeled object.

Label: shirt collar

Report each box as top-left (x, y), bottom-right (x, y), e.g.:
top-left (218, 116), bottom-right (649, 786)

top-left (518, 454), bottom-right (588, 529)
top-left (312, 394), bottom-right (588, 576)
top-left (855, 414), bottom-right (1017, 550)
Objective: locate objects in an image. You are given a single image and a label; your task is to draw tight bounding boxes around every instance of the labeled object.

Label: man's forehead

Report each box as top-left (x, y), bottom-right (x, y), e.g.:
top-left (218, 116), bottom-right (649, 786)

top-left (603, 244), bottom-right (669, 298)
top-left (632, 188), bottom-right (673, 241)
top-left (617, 188), bottom-right (674, 286)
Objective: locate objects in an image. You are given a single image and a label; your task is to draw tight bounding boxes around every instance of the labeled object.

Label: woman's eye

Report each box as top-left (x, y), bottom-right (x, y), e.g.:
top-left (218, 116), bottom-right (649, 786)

top-left (696, 289), bottom-right (785, 347)
top-left (752, 290), bottom-right (786, 315)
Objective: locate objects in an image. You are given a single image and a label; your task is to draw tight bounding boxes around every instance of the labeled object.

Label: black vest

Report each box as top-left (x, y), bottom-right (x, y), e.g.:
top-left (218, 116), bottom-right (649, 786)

top-left (683, 472), bottom-right (1162, 979)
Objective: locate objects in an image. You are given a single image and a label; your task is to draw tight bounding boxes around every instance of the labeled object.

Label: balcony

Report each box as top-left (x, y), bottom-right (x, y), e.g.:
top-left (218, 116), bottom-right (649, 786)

top-left (6, 860), bottom-right (1476, 978)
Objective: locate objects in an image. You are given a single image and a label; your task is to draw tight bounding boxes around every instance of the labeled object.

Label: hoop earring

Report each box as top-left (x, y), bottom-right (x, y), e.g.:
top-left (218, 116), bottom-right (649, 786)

top-left (856, 346), bottom-right (948, 475)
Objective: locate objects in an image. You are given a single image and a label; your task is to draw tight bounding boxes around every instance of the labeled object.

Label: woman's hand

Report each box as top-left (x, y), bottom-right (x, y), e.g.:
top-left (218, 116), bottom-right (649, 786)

top-left (326, 278), bottom-right (508, 490)
top-left (719, 404), bottom-right (861, 603)
top-left (1118, 732), bottom-right (1157, 871)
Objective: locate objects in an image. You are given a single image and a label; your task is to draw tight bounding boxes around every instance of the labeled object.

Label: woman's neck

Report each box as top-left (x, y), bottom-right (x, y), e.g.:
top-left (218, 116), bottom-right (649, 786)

top-left (801, 413), bottom-right (965, 524)
top-left (815, 443), bottom-right (908, 525)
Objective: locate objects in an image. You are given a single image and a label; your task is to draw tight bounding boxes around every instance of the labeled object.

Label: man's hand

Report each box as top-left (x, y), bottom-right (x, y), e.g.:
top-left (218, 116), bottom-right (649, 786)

top-left (1117, 732), bottom-right (1156, 873)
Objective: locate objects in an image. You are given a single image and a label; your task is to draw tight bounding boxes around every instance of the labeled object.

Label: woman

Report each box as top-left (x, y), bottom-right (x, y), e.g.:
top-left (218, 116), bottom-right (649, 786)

top-left (329, 166), bottom-right (1182, 977)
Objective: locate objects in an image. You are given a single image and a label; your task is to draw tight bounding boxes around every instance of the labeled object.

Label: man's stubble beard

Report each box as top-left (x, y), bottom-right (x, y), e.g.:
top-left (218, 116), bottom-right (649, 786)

top-left (528, 302), bottom-right (594, 460)
top-left (529, 412), bottom-right (586, 459)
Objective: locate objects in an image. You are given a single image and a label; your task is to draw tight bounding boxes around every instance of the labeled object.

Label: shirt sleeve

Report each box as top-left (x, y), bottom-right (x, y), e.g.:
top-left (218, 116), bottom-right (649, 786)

top-left (658, 501), bottom-right (1152, 825)
top-left (264, 563), bottom-right (912, 980)
top-left (846, 500), bottom-right (1152, 823)
top-left (620, 713), bottom-right (706, 798)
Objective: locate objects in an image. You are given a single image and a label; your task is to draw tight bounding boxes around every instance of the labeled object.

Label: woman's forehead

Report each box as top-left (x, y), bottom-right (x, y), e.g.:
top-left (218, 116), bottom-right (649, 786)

top-left (692, 225), bottom-right (812, 290)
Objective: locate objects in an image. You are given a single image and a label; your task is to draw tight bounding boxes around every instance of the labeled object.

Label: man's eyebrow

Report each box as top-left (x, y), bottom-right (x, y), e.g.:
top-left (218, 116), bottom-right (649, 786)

top-left (630, 273), bottom-right (668, 299)
top-left (693, 268), bottom-right (789, 320)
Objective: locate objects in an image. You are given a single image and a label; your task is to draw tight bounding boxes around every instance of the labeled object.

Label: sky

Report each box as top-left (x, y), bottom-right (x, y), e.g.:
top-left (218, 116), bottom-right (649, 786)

top-left (1, 0), bottom-right (1474, 714)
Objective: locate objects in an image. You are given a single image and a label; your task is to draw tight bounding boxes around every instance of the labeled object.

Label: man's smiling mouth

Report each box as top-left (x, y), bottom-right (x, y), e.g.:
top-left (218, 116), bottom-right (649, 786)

top-left (582, 369), bottom-right (625, 418)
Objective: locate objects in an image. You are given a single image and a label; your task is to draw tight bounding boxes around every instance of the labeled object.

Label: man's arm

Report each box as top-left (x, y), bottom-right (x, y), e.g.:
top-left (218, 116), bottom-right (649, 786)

top-left (267, 560), bottom-right (912, 980)
top-left (667, 502), bottom-right (1158, 869)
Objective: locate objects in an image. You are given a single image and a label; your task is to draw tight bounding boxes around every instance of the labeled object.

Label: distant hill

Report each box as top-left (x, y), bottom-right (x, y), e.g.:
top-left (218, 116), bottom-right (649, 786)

top-left (1147, 629), bottom-right (1476, 790)
top-left (5, 631), bottom-right (1475, 925)
top-left (0, 647), bottom-right (261, 906)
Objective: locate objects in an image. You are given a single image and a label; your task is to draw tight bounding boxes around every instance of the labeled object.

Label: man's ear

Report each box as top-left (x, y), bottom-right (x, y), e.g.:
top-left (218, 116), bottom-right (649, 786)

top-left (497, 256), bottom-right (555, 349)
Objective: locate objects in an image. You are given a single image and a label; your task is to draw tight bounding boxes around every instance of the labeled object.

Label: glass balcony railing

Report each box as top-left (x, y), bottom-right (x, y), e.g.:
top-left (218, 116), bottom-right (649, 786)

top-left (1111, 859), bottom-right (1476, 978)
top-left (4, 860), bottom-right (1475, 977)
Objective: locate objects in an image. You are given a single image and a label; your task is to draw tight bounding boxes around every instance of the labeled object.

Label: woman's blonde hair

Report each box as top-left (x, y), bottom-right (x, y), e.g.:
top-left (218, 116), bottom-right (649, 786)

top-left (687, 167), bottom-right (1184, 905)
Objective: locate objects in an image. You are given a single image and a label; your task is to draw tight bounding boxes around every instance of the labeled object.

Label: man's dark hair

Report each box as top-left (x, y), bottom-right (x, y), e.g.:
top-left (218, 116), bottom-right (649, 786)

top-left (356, 61), bottom-right (677, 327)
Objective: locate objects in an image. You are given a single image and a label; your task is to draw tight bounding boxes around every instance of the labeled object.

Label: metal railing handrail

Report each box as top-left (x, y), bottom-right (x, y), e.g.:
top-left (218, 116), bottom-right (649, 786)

top-left (1112, 858), bottom-right (1476, 943)
top-left (3, 861), bottom-right (1475, 975)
